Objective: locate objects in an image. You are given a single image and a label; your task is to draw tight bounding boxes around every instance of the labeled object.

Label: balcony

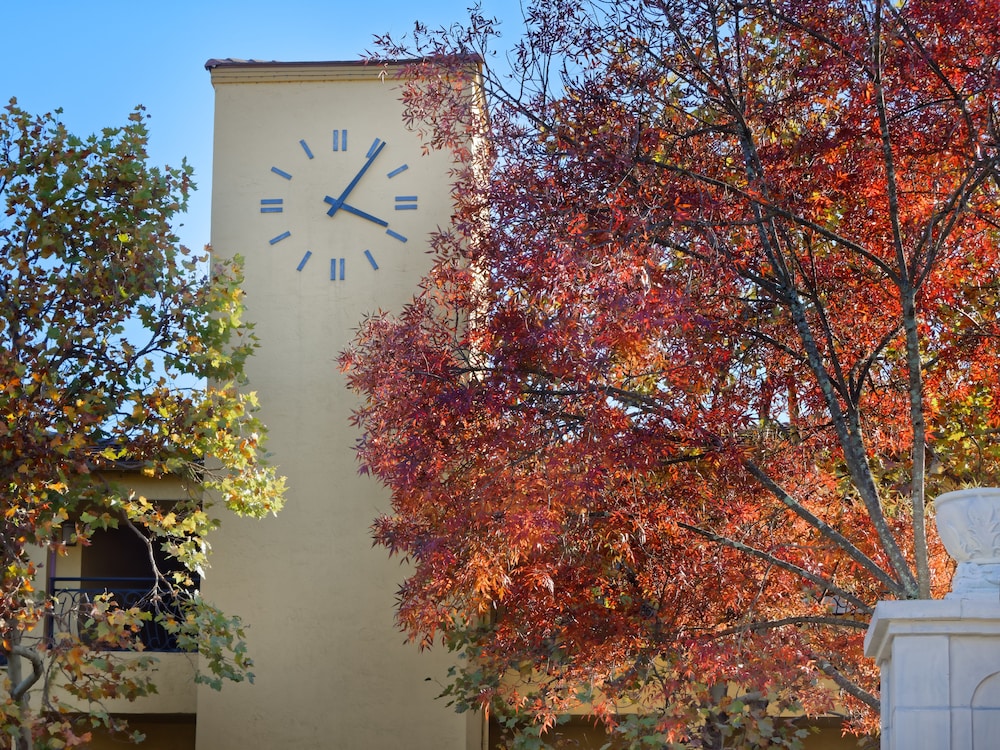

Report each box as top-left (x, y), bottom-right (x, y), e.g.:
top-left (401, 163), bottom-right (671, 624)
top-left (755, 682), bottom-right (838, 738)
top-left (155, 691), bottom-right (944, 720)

top-left (48, 576), bottom-right (182, 652)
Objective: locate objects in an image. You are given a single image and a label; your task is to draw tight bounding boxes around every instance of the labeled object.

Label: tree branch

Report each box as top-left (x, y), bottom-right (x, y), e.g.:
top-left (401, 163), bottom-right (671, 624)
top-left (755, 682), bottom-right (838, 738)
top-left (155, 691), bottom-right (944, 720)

top-left (742, 459), bottom-right (904, 596)
top-left (714, 615), bottom-right (870, 639)
top-left (676, 522), bottom-right (873, 615)
top-left (10, 644), bottom-right (44, 701)
top-left (815, 657), bottom-right (880, 712)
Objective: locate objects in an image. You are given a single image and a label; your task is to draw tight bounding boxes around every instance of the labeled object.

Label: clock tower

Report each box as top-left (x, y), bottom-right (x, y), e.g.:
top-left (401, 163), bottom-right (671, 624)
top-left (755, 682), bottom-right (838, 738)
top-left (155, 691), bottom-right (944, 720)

top-left (202, 59), bottom-right (479, 749)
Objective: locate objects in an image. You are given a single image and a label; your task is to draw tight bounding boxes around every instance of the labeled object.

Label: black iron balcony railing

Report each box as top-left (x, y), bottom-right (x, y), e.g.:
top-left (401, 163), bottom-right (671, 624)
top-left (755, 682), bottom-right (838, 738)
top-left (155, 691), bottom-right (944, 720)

top-left (48, 577), bottom-right (183, 653)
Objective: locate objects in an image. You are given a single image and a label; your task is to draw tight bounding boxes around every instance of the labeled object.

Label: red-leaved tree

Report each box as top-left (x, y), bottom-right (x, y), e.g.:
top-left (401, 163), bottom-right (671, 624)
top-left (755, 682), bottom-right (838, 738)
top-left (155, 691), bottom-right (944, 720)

top-left (341, 1), bottom-right (1000, 745)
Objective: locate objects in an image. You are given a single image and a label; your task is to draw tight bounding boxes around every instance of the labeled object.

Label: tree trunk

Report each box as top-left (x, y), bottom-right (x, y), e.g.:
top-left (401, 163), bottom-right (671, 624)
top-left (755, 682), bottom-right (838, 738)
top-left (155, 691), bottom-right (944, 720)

top-left (7, 631), bottom-right (39, 750)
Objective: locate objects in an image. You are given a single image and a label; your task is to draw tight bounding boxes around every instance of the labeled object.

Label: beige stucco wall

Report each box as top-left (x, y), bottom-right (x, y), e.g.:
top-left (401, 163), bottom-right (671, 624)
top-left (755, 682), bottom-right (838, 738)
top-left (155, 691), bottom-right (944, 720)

top-left (201, 60), bottom-right (476, 749)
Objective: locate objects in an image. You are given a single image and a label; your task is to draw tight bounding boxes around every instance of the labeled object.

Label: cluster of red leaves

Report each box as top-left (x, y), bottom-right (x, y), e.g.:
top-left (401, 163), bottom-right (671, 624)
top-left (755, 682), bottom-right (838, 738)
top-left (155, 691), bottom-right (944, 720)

top-left (346, 0), bottom-right (1000, 743)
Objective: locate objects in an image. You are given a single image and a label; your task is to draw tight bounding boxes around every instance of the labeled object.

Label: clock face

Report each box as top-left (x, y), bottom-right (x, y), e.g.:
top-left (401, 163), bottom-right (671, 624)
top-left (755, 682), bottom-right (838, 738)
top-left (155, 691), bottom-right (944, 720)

top-left (258, 129), bottom-right (423, 281)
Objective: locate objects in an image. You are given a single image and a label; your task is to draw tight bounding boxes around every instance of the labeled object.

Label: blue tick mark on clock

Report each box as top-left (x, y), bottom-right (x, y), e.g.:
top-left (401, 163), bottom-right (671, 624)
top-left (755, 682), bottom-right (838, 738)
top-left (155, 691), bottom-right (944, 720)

top-left (299, 139), bottom-right (314, 159)
top-left (271, 167), bottom-right (293, 180)
top-left (260, 198), bottom-right (283, 213)
top-left (331, 258), bottom-right (346, 281)
top-left (297, 250), bottom-right (312, 271)
top-left (386, 229), bottom-right (408, 243)
top-left (364, 250), bottom-right (379, 270)
top-left (332, 129), bottom-right (348, 152)
top-left (387, 164), bottom-right (408, 178)
top-left (395, 196), bottom-right (418, 210)
top-left (269, 231), bottom-right (291, 245)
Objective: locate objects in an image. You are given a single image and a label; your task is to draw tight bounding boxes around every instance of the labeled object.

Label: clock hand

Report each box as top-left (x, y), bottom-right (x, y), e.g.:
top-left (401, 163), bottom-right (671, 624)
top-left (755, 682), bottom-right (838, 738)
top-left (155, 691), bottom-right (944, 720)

top-left (326, 138), bottom-right (386, 217)
top-left (322, 197), bottom-right (389, 228)
top-left (341, 202), bottom-right (390, 227)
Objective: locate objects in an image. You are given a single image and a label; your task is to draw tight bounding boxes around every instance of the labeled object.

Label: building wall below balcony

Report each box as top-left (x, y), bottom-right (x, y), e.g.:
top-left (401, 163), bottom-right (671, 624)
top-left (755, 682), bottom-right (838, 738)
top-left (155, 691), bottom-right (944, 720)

top-left (46, 652), bottom-right (198, 715)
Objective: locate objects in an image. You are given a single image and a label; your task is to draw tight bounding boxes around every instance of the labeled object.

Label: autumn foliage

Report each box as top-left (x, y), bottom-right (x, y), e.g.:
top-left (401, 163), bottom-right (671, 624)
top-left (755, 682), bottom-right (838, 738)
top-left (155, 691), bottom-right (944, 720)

top-left (341, 0), bottom-right (1000, 746)
top-left (0, 102), bottom-right (284, 747)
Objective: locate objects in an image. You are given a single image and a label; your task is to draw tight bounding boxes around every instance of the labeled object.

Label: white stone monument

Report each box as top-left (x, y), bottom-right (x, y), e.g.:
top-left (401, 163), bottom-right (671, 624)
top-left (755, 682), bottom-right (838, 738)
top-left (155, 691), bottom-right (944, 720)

top-left (865, 488), bottom-right (1000, 749)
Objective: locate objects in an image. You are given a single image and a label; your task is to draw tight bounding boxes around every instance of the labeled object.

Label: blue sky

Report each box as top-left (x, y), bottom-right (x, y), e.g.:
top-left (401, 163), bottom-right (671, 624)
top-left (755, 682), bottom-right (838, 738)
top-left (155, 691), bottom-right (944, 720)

top-left (3, 0), bottom-right (522, 252)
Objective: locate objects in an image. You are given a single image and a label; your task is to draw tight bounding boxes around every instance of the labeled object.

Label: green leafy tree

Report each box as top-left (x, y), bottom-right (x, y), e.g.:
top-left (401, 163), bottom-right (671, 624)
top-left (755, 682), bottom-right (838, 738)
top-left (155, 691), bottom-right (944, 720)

top-left (0, 100), bottom-right (285, 748)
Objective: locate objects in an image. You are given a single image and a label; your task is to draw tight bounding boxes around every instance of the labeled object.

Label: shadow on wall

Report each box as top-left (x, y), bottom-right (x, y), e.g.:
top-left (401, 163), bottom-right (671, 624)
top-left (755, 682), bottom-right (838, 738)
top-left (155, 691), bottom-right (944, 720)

top-left (973, 670), bottom-right (1000, 749)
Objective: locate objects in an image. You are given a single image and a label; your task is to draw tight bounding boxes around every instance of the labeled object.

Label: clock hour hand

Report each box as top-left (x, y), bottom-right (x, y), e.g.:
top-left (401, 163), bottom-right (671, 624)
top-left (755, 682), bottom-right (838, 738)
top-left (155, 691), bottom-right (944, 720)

top-left (323, 197), bottom-right (389, 227)
top-left (325, 138), bottom-right (386, 217)
top-left (340, 201), bottom-right (389, 227)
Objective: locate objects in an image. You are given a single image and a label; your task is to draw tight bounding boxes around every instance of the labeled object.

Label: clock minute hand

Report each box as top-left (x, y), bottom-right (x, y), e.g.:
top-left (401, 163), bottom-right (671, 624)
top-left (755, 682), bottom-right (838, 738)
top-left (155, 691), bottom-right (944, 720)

top-left (326, 138), bottom-right (386, 217)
